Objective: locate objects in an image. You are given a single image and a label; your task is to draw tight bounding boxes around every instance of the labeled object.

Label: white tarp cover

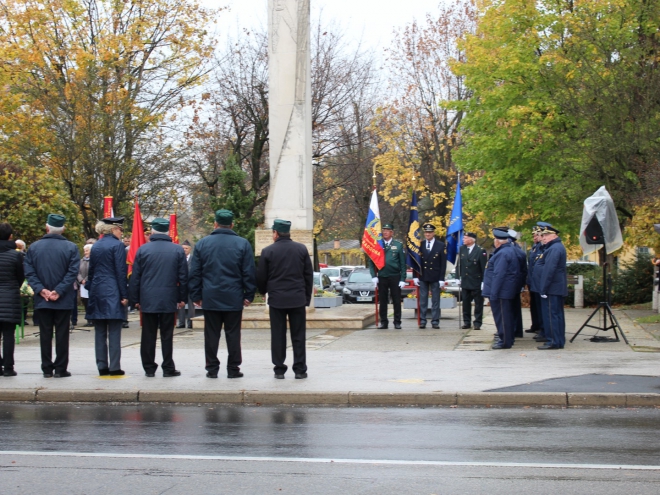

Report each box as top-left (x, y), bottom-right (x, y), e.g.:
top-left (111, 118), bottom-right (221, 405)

top-left (579, 186), bottom-right (623, 255)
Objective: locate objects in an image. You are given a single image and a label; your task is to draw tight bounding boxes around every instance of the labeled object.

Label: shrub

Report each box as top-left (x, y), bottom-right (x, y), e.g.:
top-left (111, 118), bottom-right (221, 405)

top-left (581, 253), bottom-right (654, 306)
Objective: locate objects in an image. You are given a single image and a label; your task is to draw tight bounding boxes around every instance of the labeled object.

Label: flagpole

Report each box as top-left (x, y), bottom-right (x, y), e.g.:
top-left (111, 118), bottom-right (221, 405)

top-left (456, 173), bottom-right (462, 332)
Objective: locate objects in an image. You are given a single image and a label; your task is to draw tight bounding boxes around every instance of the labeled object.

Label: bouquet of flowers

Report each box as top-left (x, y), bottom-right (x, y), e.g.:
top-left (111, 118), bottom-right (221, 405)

top-left (20, 280), bottom-right (33, 297)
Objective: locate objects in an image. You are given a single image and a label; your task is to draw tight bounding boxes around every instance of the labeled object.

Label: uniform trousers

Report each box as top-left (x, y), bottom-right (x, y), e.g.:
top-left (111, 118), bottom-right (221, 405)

top-left (540, 295), bottom-right (566, 348)
top-left (529, 290), bottom-right (543, 332)
top-left (141, 312), bottom-right (176, 374)
top-left (513, 293), bottom-right (523, 338)
top-left (490, 298), bottom-right (516, 348)
top-left (461, 288), bottom-right (484, 328)
top-left (419, 280), bottom-right (440, 326)
top-left (0, 321), bottom-right (17, 371)
top-left (377, 276), bottom-right (402, 326)
top-left (204, 310), bottom-right (242, 374)
top-left (269, 306), bottom-right (307, 375)
top-left (94, 319), bottom-right (122, 371)
top-left (36, 308), bottom-right (71, 374)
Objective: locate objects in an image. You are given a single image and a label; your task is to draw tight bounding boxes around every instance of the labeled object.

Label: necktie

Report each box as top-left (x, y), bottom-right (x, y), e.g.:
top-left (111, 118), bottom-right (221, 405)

top-left (427, 242), bottom-right (431, 250)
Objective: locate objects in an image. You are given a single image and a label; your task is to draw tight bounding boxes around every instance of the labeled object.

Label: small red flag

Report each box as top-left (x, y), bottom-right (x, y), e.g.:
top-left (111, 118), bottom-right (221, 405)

top-left (127, 198), bottom-right (147, 277)
top-left (169, 213), bottom-right (179, 244)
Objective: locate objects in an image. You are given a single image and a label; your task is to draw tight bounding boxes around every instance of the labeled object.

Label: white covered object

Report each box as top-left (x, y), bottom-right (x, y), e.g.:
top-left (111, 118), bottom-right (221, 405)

top-left (579, 186), bottom-right (623, 255)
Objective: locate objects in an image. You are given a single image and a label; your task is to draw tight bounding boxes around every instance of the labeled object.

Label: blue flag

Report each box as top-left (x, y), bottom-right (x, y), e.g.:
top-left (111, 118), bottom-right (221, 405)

top-left (405, 192), bottom-right (422, 271)
top-left (446, 179), bottom-right (463, 265)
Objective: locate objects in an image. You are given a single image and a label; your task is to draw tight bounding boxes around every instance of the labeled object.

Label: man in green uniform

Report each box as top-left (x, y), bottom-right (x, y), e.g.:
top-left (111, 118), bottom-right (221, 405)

top-left (368, 224), bottom-right (407, 329)
top-left (458, 232), bottom-right (487, 330)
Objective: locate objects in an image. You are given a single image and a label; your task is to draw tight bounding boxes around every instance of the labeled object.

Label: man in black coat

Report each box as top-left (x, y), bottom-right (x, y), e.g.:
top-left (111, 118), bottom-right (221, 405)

top-left (177, 240), bottom-right (195, 329)
top-left (0, 222), bottom-right (24, 376)
top-left (256, 219), bottom-right (314, 379)
top-left (413, 223), bottom-right (447, 329)
top-left (188, 209), bottom-right (256, 379)
top-left (24, 214), bottom-right (80, 378)
top-left (129, 218), bottom-right (188, 377)
top-left (458, 232), bottom-right (487, 329)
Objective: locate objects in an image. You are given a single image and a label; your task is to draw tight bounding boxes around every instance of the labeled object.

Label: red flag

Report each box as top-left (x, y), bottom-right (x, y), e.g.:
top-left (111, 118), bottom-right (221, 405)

top-left (361, 189), bottom-right (385, 269)
top-left (127, 198), bottom-right (147, 277)
top-left (103, 196), bottom-right (114, 218)
top-left (169, 213), bottom-right (179, 244)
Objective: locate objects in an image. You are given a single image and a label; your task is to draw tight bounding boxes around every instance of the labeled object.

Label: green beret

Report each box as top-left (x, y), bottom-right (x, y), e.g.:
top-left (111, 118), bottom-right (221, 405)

top-left (151, 217), bottom-right (170, 233)
top-left (47, 214), bottom-right (66, 228)
top-left (382, 223), bottom-right (394, 230)
top-left (272, 219), bottom-right (291, 233)
top-left (215, 209), bottom-right (234, 225)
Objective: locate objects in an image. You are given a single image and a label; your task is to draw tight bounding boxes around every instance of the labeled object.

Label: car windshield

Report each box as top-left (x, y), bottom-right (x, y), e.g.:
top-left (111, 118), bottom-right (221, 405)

top-left (348, 271), bottom-right (372, 283)
top-left (313, 274), bottom-right (321, 285)
top-left (321, 268), bottom-right (340, 277)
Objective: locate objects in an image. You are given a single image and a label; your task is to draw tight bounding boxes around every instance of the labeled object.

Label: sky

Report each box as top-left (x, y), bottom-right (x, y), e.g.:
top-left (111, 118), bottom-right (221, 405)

top-left (210, 0), bottom-right (446, 52)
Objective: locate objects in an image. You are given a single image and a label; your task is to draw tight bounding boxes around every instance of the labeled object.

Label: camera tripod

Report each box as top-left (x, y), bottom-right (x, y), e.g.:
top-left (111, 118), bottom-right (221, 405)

top-left (570, 251), bottom-right (628, 344)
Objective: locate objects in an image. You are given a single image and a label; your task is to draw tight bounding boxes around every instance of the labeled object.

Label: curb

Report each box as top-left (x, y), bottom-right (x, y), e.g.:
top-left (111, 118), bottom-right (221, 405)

top-left (1, 389), bottom-right (660, 407)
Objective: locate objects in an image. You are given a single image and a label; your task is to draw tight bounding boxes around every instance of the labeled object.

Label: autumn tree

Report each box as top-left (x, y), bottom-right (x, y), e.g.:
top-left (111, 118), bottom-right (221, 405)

top-left (0, 0), bottom-right (216, 237)
top-left (372, 1), bottom-right (476, 233)
top-left (453, 0), bottom-right (660, 239)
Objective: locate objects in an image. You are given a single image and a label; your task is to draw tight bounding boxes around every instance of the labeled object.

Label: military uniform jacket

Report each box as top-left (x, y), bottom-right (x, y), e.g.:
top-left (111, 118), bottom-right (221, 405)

top-left (511, 242), bottom-right (528, 291)
top-left (368, 239), bottom-right (407, 281)
top-left (458, 244), bottom-right (487, 290)
top-left (527, 242), bottom-right (543, 291)
top-left (534, 237), bottom-right (568, 297)
top-left (418, 238), bottom-right (447, 282)
top-left (482, 242), bottom-right (520, 300)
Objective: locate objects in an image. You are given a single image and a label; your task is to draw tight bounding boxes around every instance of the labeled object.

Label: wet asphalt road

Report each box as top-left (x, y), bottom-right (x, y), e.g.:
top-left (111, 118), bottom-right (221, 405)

top-left (1, 404), bottom-right (660, 494)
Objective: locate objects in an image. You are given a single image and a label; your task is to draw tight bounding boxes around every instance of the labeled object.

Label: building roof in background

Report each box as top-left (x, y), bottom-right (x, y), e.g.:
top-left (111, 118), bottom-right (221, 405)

top-left (318, 239), bottom-right (361, 250)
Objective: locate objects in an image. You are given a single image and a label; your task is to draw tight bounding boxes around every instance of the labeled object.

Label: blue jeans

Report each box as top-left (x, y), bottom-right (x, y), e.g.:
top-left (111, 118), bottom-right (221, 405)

top-left (419, 280), bottom-right (440, 326)
top-left (94, 319), bottom-right (122, 371)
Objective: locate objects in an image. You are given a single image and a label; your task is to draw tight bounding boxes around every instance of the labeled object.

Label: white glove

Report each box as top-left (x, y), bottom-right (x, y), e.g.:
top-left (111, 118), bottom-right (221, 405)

top-left (541, 294), bottom-right (548, 299)
top-left (372, 277), bottom-right (379, 285)
top-left (439, 281), bottom-right (445, 288)
top-left (413, 278), bottom-right (419, 286)
top-left (481, 282), bottom-right (484, 290)
top-left (398, 281), bottom-right (405, 289)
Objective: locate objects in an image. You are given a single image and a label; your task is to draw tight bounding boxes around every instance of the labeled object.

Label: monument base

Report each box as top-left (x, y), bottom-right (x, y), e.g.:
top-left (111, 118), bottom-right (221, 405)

top-left (255, 229), bottom-right (314, 256)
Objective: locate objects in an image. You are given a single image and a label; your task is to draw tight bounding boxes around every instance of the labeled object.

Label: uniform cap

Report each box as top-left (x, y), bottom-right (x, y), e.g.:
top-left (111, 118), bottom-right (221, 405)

top-left (272, 219), bottom-right (292, 233)
top-left (492, 228), bottom-right (510, 240)
top-left (102, 216), bottom-right (125, 226)
top-left (464, 232), bottom-right (477, 239)
top-left (541, 225), bottom-right (560, 235)
top-left (215, 209), bottom-right (234, 225)
top-left (151, 217), bottom-right (170, 233)
top-left (507, 229), bottom-right (519, 240)
top-left (382, 223), bottom-right (394, 230)
top-left (47, 214), bottom-right (66, 228)
top-left (422, 223), bottom-right (436, 232)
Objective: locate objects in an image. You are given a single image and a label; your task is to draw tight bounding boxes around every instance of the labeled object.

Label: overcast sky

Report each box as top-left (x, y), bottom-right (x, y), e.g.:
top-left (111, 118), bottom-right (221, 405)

top-left (212, 0), bottom-right (446, 52)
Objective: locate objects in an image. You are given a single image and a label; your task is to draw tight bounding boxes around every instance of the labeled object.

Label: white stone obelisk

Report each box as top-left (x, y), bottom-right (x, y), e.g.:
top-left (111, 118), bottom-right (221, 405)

top-left (260, 0), bottom-right (313, 253)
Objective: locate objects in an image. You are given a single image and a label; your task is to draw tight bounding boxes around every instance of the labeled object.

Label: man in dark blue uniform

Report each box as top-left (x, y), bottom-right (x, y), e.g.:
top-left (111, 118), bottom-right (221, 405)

top-left (257, 219), bottom-right (314, 379)
top-left (526, 226), bottom-right (544, 338)
top-left (24, 214), bottom-right (80, 377)
top-left (535, 224), bottom-right (568, 350)
top-left (189, 209), bottom-right (256, 379)
top-left (129, 218), bottom-right (188, 377)
top-left (482, 228), bottom-right (520, 349)
top-left (507, 229), bottom-right (528, 339)
top-left (413, 223), bottom-right (447, 329)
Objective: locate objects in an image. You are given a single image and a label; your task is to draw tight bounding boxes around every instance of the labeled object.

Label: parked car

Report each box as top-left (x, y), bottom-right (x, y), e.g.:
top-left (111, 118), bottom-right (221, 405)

top-left (341, 269), bottom-right (376, 303)
top-left (313, 272), bottom-right (332, 291)
top-left (320, 266), bottom-right (352, 292)
top-left (444, 270), bottom-right (461, 294)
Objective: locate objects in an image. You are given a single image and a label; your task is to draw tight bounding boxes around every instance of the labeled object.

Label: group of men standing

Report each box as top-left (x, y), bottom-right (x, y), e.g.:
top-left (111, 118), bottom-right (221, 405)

top-left (365, 220), bottom-right (567, 351)
top-left (8, 210), bottom-right (313, 379)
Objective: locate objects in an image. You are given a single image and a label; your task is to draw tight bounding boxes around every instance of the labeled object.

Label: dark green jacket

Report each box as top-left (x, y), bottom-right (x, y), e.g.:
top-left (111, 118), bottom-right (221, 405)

top-left (458, 244), bottom-right (487, 290)
top-left (368, 239), bottom-right (407, 281)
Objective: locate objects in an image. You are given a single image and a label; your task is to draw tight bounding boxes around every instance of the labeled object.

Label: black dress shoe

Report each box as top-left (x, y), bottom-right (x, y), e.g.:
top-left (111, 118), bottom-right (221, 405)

top-left (187, 322), bottom-right (193, 329)
top-left (295, 372), bottom-right (308, 379)
top-left (461, 324), bottom-right (471, 329)
top-left (54, 371), bottom-right (72, 378)
top-left (525, 328), bottom-right (538, 333)
top-left (377, 324), bottom-right (388, 329)
top-left (537, 344), bottom-right (560, 350)
top-left (99, 368), bottom-right (110, 376)
top-left (163, 370), bottom-right (181, 377)
top-left (394, 323), bottom-right (402, 329)
top-left (206, 372), bottom-right (218, 378)
top-left (491, 343), bottom-right (511, 350)
top-left (43, 371), bottom-right (53, 378)
top-left (227, 372), bottom-right (244, 378)
top-left (122, 322), bottom-right (129, 328)
top-left (274, 374), bottom-right (285, 379)
top-left (432, 324), bottom-right (439, 329)
top-left (473, 326), bottom-right (481, 330)
top-left (176, 323), bottom-right (185, 329)
top-left (109, 369), bottom-right (125, 376)
top-left (145, 372), bottom-right (155, 377)
top-left (419, 324), bottom-right (426, 329)
top-left (3, 370), bottom-right (17, 377)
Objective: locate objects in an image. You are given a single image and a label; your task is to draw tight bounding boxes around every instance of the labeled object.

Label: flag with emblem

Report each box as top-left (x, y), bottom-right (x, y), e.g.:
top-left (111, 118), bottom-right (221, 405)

top-left (405, 192), bottom-right (422, 271)
top-left (362, 189), bottom-right (386, 269)
top-left (446, 178), bottom-right (463, 265)
top-left (168, 213), bottom-right (179, 244)
top-left (127, 198), bottom-right (147, 277)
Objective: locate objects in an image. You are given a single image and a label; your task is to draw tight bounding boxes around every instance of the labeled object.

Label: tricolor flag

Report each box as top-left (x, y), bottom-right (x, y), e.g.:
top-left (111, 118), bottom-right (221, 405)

top-left (127, 198), bottom-right (147, 277)
top-left (446, 178), bottom-right (463, 265)
top-left (405, 192), bottom-right (422, 271)
top-left (169, 213), bottom-right (179, 244)
top-left (361, 189), bottom-right (385, 269)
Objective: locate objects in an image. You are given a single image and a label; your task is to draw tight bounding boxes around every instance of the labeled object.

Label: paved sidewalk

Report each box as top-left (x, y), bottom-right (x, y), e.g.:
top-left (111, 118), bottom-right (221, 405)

top-left (1, 306), bottom-right (659, 407)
